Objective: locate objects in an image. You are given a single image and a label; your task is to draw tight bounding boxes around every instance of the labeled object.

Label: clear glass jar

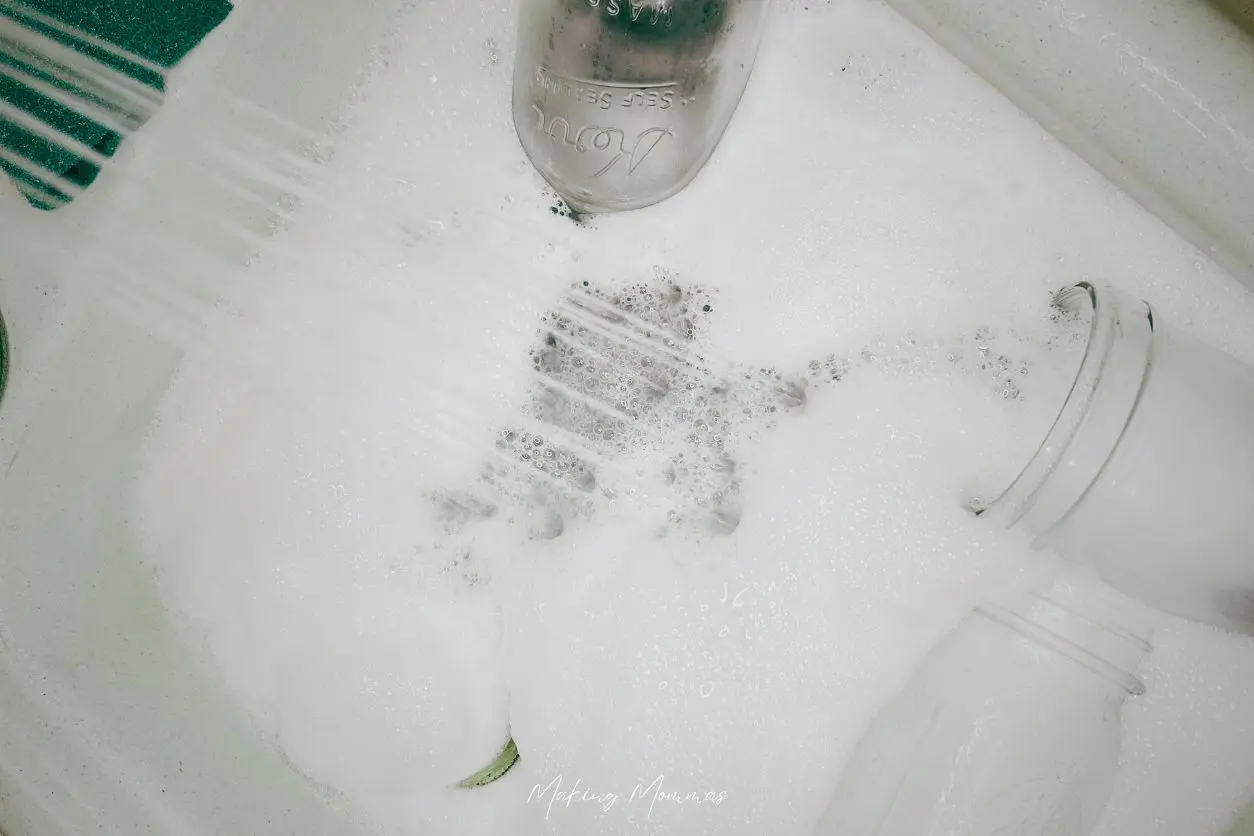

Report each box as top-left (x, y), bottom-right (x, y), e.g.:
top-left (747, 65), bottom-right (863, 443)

top-left (975, 282), bottom-right (1254, 636)
top-left (815, 580), bottom-right (1153, 836)
top-left (511, 0), bottom-right (772, 213)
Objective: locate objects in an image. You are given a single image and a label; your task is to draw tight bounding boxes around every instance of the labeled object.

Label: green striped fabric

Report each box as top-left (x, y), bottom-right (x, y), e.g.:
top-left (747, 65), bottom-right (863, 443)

top-left (0, 0), bottom-right (232, 208)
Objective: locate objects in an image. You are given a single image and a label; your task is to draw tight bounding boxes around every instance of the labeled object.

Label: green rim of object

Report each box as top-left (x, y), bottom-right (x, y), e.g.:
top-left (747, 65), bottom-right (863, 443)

top-left (0, 304), bottom-right (8, 410)
top-left (455, 737), bottom-right (519, 789)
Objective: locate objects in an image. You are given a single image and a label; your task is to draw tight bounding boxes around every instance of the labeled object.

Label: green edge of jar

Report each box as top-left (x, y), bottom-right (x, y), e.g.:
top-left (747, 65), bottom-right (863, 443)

top-left (0, 304), bottom-right (8, 411)
top-left (455, 737), bottom-right (520, 789)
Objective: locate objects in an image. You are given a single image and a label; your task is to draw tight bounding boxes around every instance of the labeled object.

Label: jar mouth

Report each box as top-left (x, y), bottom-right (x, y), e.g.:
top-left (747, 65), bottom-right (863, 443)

top-left (972, 282), bottom-right (1155, 537)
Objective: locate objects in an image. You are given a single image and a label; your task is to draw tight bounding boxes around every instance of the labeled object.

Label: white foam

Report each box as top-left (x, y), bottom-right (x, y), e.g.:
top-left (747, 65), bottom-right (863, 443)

top-left (1093, 620), bottom-right (1254, 836)
top-left (135, 0), bottom-right (1254, 834)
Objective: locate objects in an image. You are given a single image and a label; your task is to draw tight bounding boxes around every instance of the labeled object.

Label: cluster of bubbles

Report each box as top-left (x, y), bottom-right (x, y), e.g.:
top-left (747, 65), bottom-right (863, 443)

top-left (804, 293), bottom-right (1088, 401)
top-left (420, 273), bottom-right (1087, 587)
top-left (420, 270), bottom-right (809, 585)
top-left (544, 188), bottom-right (590, 226)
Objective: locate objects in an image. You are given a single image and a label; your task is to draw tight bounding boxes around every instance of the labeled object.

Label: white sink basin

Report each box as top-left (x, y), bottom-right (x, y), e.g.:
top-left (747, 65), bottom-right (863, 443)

top-left (1, 1), bottom-right (1253, 834)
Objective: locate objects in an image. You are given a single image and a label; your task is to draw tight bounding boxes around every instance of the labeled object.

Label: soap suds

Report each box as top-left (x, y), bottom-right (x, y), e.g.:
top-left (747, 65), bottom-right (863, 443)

top-left (136, 0), bottom-right (1254, 834)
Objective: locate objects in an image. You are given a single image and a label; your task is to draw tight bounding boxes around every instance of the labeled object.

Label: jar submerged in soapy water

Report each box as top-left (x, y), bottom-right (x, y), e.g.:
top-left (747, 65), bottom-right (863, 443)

top-left (511, 0), bottom-right (772, 213)
top-left (974, 282), bottom-right (1254, 636)
top-left (815, 579), bottom-right (1155, 836)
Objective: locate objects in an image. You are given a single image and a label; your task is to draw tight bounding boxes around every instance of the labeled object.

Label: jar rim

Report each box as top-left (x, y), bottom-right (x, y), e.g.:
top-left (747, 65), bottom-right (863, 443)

top-left (976, 598), bottom-right (1148, 695)
top-left (972, 282), bottom-right (1155, 536)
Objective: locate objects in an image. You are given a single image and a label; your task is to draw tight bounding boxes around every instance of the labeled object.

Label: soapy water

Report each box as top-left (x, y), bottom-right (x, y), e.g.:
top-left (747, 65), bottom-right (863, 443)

top-left (129, 0), bottom-right (1254, 835)
top-left (421, 271), bottom-right (1087, 591)
top-left (134, 253), bottom-right (1112, 836)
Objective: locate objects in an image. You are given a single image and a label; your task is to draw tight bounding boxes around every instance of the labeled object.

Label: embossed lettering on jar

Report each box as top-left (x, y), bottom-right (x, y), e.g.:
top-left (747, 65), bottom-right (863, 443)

top-left (512, 0), bottom-right (772, 213)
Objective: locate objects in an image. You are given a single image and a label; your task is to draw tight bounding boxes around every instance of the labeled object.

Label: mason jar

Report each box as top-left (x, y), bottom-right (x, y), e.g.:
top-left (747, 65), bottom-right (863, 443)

top-left (975, 282), bottom-right (1254, 636)
top-left (511, 0), bottom-right (772, 213)
top-left (815, 579), bottom-right (1153, 836)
